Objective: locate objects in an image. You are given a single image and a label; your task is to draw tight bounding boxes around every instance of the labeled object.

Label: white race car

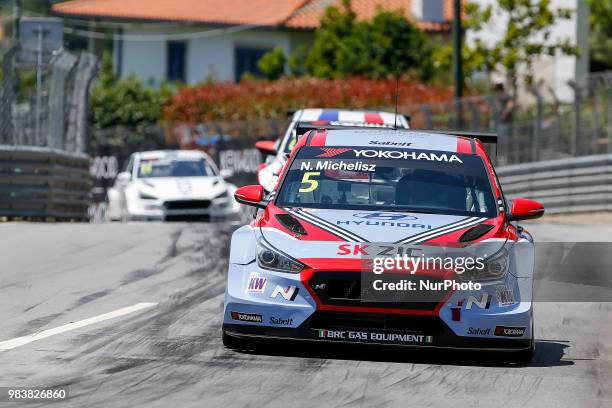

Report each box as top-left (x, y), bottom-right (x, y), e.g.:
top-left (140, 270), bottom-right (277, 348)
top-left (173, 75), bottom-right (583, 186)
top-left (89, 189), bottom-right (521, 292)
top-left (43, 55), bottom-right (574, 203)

top-left (256, 109), bottom-right (410, 192)
top-left (106, 150), bottom-right (240, 221)
top-left (223, 128), bottom-right (542, 363)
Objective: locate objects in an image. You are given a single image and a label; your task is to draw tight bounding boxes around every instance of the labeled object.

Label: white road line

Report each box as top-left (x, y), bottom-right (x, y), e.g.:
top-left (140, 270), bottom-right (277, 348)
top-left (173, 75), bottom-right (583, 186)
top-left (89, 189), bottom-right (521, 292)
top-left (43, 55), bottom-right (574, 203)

top-left (0, 302), bottom-right (158, 351)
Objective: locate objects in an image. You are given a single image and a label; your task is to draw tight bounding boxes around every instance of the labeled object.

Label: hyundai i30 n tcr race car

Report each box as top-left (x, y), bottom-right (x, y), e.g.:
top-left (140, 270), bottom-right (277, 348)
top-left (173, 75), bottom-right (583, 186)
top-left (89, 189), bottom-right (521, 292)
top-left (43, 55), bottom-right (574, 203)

top-left (223, 128), bottom-right (544, 362)
top-left (256, 109), bottom-right (410, 192)
top-left (107, 150), bottom-right (240, 221)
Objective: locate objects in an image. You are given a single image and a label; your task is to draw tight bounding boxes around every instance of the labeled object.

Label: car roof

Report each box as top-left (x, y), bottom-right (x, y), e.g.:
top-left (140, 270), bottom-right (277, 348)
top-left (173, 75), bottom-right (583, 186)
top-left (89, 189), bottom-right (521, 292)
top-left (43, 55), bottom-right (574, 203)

top-left (136, 150), bottom-right (210, 160)
top-left (305, 129), bottom-right (471, 154)
top-left (295, 108), bottom-right (407, 127)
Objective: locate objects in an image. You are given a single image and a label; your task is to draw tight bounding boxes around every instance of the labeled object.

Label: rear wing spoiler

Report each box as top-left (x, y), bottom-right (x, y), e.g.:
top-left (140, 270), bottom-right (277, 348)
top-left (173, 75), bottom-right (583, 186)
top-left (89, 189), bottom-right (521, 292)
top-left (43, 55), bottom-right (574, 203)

top-left (419, 130), bottom-right (498, 145)
top-left (294, 123), bottom-right (498, 145)
top-left (288, 110), bottom-right (412, 122)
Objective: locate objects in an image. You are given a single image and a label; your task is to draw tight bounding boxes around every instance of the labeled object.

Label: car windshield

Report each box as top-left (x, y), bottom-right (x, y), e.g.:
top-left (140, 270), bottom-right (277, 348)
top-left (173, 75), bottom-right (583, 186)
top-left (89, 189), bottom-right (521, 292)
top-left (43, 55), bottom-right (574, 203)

top-left (137, 158), bottom-right (215, 178)
top-left (275, 146), bottom-right (497, 217)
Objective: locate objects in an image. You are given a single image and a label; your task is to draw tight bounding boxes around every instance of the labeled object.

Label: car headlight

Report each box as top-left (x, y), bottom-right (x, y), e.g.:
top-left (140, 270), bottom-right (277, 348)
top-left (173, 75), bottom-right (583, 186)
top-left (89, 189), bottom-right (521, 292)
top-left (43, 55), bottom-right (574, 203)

top-left (139, 191), bottom-right (157, 200)
top-left (256, 238), bottom-right (304, 273)
top-left (459, 248), bottom-right (509, 281)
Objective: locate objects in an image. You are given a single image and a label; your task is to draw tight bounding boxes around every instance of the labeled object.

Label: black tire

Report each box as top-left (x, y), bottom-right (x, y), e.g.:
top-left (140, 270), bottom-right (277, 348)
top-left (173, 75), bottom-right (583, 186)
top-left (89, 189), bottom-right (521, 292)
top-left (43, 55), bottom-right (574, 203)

top-left (222, 330), bottom-right (250, 350)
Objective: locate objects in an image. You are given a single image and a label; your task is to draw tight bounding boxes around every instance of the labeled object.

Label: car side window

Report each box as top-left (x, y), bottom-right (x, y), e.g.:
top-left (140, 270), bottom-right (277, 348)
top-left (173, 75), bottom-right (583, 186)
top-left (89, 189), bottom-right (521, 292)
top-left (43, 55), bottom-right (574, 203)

top-left (205, 159), bottom-right (219, 176)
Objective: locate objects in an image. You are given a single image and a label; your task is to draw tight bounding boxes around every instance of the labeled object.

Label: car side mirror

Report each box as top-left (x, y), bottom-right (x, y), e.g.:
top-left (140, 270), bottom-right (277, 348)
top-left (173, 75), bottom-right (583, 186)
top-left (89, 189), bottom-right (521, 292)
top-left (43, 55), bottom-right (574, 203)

top-left (116, 171), bottom-right (131, 186)
top-left (255, 140), bottom-right (277, 155)
top-left (507, 198), bottom-right (545, 221)
top-left (234, 185), bottom-right (266, 209)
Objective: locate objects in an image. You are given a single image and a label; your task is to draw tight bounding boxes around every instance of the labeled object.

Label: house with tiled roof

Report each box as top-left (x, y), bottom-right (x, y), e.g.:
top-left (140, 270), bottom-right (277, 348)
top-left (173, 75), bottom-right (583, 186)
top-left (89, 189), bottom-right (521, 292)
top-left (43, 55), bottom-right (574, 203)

top-left (52, 0), bottom-right (456, 84)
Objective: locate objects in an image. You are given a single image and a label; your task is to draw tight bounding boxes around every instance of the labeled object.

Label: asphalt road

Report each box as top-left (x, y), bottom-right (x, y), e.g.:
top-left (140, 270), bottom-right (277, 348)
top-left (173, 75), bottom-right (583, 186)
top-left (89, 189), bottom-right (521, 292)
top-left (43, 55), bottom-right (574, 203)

top-left (0, 218), bottom-right (611, 408)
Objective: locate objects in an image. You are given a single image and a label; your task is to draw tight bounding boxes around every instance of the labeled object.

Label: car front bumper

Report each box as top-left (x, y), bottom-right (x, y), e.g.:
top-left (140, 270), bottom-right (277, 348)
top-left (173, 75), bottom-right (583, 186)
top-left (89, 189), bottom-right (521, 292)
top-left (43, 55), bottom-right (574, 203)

top-left (222, 262), bottom-right (533, 351)
top-left (127, 198), bottom-right (239, 220)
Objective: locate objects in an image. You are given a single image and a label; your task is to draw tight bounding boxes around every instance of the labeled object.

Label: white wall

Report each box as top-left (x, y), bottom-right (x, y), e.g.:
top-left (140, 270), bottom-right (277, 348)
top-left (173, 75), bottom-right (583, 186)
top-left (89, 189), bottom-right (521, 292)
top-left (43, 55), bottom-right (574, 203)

top-left (118, 30), bottom-right (166, 86)
top-left (466, 0), bottom-right (585, 102)
top-left (115, 26), bottom-right (299, 85)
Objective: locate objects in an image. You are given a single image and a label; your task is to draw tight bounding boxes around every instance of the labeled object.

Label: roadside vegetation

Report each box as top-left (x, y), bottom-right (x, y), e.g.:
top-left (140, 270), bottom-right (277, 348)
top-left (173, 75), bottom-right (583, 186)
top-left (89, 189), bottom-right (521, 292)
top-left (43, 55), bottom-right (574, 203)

top-left (88, 0), bottom-right (591, 136)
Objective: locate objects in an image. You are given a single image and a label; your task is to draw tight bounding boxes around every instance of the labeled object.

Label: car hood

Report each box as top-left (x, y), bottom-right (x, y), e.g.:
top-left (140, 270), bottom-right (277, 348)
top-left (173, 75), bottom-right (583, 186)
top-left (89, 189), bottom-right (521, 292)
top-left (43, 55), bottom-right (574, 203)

top-left (135, 177), bottom-right (227, 201)
top-left (260, 208), bottom-right (505, 260)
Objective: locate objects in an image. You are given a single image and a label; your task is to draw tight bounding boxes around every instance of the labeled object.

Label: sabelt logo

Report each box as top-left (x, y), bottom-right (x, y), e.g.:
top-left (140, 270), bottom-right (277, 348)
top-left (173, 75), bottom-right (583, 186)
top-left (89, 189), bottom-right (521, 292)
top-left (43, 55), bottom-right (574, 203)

top-left (494, 326), bottom-right (526, 337)
top-left (369, 140), bottom-right (412, 147)
top-left (231, 311), bottom-right (263, 323)
top-left (467, 327), bottom-right (491, 336)
top-left (270, 316), bottom-right (293, 326)
top-left (354, 149), bottom-right (463, 163)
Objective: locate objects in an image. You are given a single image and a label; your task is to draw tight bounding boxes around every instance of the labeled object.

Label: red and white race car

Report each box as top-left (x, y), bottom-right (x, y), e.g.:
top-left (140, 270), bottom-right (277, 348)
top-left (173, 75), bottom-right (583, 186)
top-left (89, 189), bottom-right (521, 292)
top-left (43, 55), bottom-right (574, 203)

top-left (256, 109), bottom-right (410, 192)
top-left (224, 127), bottom-right (543, 363)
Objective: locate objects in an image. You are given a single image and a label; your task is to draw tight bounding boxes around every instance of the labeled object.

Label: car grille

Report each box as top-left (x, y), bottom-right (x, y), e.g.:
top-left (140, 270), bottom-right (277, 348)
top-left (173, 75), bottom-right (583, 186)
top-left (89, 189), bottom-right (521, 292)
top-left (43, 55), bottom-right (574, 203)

top-left (309, 311), bottom-right (446, 335)
top-left (164, 200), bottom-right (211, 210)
top-left (308, 271), bottom-right (448, 311)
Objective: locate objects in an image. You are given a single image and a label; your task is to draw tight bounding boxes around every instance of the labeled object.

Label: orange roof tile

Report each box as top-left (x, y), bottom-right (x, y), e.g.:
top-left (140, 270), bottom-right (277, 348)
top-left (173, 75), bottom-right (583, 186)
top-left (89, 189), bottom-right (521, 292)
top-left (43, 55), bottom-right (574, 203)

top-left (53, 0), bottom-right (455, 32)
top-left (53, 0), bottom-right (309, 26)
top-left (284, 0), bottom-right (452, 31)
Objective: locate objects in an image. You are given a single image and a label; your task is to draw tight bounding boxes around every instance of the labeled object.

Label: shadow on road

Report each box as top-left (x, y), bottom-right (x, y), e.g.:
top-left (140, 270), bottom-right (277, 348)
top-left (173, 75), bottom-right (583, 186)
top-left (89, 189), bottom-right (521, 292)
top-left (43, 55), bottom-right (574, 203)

top-left (232, 338), bottom-right (575, 368)
top-left (530, 339), bottom-right (577, 367)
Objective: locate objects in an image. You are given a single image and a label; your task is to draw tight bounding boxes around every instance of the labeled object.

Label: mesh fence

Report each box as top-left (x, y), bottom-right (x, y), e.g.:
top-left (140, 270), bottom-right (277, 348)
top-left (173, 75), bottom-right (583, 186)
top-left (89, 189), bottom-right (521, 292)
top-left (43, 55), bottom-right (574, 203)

top-left (405, 72), bottom-right (612, 165)
top-left (0, 42), bottom-right (97, 152)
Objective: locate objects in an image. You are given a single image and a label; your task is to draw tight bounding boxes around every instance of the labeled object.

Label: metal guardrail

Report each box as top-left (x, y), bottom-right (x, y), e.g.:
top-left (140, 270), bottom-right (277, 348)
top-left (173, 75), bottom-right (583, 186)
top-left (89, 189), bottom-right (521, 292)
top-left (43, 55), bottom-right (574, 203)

top-left (0, 145), bottom-right (91, 220)
top-left (497, 154), bottom-right (612, 214)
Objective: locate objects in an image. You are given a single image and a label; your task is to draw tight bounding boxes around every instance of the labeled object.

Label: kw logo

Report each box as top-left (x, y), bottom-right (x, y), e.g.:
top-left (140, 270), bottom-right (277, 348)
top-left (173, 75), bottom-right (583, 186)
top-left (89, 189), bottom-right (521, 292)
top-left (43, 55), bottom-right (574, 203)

top-left (246, 272), bottom-right (267, 293)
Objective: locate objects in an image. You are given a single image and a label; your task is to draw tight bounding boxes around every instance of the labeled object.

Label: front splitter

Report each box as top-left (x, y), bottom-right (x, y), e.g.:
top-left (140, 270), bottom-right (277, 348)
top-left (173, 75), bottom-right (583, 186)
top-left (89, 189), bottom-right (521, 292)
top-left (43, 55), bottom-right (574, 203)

top-left (222, 322), bottom-right (532, 352)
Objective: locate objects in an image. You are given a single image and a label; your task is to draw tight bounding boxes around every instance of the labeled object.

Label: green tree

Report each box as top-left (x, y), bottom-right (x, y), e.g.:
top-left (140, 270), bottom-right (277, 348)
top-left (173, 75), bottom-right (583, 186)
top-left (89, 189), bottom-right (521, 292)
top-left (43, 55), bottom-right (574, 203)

top-left (18, 0), bottom-right (53, 13)
top-left (435, 0), bottom-right (578, 94)
top-left (257, 47), bottom-right (286, 80)
top-left (304, 0), bottom-right (363, 78)
top-left (587, 0), bottom-right (612, 71)
top-left (367, 8), bottom-right (433, 80)
top-left (304, 0), bottom-right (432, 80)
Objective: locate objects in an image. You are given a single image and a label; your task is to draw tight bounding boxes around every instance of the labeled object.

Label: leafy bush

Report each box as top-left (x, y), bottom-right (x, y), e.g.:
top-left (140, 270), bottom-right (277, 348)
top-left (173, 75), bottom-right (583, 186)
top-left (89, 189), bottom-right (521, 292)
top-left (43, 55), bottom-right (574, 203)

top-left (163, 77), bottom-right (453, 125)
top-left (287, 45), bottom-right (309, 77)
top-left (257, 47), bottom-right (286, 80)
top-left (90, 52), bottom-right (171, 144)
